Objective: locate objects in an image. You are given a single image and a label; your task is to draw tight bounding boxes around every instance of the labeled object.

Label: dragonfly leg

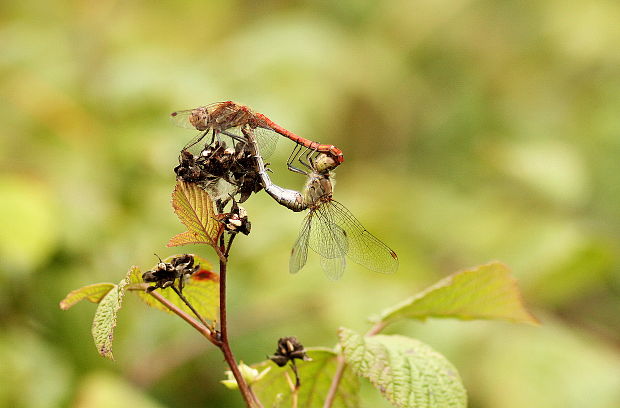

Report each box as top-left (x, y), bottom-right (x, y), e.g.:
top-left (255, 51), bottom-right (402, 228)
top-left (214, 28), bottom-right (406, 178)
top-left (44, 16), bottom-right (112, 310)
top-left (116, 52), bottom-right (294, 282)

top-left (286, 145), bottom-right (310, 175)
top-left (183, 130), bottom-right (209, 151)
top-left (302, 148), bottom-right (317, 170)
top-left (220, 129), bottom-right (246, 144)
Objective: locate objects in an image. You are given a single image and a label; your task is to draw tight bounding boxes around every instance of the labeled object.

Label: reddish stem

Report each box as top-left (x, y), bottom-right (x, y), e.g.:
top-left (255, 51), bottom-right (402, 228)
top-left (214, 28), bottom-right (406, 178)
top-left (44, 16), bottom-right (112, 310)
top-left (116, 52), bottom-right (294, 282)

top-left (217, 242), bottom-right (262, 408)
top-left (133, 287), bottom-right (219, 346)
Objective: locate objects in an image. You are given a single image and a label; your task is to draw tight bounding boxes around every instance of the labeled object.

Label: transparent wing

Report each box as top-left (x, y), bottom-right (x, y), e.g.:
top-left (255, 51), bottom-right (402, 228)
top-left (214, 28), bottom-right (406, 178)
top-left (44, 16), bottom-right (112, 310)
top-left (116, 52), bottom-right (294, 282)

top-left (320, 255), bottom-right (346, 281)
top-left (308, 204), bottom-right (349, 259)
top-left (306, 204), bottom-right (349, 279)
top-left (221, 126), bottom-right (278, 159)
top-left (253, 127), bottom-right (279, 158)
top-left (182, 130), bottom-right (211, 152)
top-left (204, 178), bottom-right (239, 202)
top-left (289, 214), bottom-right (312, 274)
top-left (170, 108), bottom-right (197, 129)
top-left (324, 200), bottom-right (399, 274)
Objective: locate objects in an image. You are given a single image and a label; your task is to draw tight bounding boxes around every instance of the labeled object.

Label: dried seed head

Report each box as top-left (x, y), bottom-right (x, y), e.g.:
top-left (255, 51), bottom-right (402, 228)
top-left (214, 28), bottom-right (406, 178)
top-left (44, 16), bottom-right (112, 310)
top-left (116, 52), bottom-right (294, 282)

top-left (217, 202), bottom-right (251, 235)
top-left (269, 336), bottom-right (310, 367)
top-left (142, 254), bottom-right (199, 292)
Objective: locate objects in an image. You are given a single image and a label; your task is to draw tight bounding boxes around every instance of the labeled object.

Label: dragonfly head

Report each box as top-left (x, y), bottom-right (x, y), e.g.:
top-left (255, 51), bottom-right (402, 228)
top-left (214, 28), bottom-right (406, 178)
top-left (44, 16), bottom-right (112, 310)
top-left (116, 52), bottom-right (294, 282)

top-left (188, 107), bottom-right (211, 131)
top-left (313, 153), bottom-right (340, 174)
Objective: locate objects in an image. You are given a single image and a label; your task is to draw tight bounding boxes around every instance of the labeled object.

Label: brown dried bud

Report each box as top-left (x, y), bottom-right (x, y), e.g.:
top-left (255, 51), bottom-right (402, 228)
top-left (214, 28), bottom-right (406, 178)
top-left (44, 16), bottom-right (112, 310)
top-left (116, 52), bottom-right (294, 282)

top-left (269, 337), bottom-right (310, 367)
top-left (142, 254), bottom-right (199, 292)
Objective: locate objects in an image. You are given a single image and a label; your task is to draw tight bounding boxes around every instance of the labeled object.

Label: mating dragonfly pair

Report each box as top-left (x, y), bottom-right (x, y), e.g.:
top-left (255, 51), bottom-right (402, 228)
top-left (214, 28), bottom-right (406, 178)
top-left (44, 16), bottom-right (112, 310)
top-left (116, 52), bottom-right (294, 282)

top-left (171, 101), bottom-right (398, 280)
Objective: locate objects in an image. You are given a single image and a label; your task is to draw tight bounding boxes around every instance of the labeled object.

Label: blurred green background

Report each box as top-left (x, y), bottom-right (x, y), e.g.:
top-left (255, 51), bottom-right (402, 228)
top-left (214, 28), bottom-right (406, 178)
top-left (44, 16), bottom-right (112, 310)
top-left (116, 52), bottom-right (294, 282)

top-left (2, 0), bottom-right (620, 407)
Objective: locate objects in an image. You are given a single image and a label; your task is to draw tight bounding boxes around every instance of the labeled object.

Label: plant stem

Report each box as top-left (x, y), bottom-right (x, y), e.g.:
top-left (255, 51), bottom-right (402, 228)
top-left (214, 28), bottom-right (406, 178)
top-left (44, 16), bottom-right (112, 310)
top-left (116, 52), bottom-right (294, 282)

top-left (171, 285), bottom-right (211, 329)
top-left (366, 320), bottom-right (388, 336)
top-left (133, 288), bottom-right (219, 346)
top-left (284, 371), bottom-right (298, 408)
top-left (323, 353), bottom-right (346, 408)
top-left (324, 320), bottom-right (388, 407)
top-left (217, 245), bottom-right (262, 408)
top-left (225, 234), bottom-right (236, 258)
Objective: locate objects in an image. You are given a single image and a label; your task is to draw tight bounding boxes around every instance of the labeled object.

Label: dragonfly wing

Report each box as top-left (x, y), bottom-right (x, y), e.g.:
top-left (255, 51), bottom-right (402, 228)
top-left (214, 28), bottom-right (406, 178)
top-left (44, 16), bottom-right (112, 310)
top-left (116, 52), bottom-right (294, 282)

top-left (183, 130), bottom-right (211, 152)
top-left (205, 178), bottom-right (238, 202)
top-left (307, 205), bottom-right (349, 279)
top-left (320, 255), bottom-right (346, 281)
top-left (327, 200), bottom-right (399, 274)
top-left (170, 109), bottom-right (197, 129)
top-left (217, 126), bottom-right (277, 159)
top-left (308, 205), bottom-right (349, 259)
top-left (254, 127), bottom-right (278, 158)
top-left (289, 214), bottom-right (312, 274)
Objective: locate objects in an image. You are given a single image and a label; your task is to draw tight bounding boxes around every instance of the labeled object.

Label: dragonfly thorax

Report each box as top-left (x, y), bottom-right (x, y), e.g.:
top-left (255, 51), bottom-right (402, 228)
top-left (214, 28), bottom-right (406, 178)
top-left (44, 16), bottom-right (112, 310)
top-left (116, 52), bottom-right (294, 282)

top-left (303, 172), bottom-right (333, 208)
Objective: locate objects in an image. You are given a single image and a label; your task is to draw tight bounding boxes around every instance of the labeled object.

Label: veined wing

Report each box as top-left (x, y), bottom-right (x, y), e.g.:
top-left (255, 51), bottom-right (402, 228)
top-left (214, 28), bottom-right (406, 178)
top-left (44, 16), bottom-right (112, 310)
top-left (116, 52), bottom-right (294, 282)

top-left (204, 178), bottom-right (239, 202)
top-left (219, 126), bottom-right (278, 159)
top-left (289, 213), bottom-right (312, 274)
top-left (307, 204), bottom-right (349, 280)
top-left (170, 108), bottom-right (198, 129)
top-left (320, 256), bottom-right (346, 281)
top-left (323, 200), bottom-right (398, 274)
top-left (253, 127), bottom-right (278, 158)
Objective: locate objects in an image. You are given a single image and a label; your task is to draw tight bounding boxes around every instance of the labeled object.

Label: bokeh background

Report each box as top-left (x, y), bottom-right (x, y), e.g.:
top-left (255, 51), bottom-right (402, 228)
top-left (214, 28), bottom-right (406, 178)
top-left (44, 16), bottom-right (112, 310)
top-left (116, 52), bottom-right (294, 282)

top-left (2, 1), bottom-right (620, 407)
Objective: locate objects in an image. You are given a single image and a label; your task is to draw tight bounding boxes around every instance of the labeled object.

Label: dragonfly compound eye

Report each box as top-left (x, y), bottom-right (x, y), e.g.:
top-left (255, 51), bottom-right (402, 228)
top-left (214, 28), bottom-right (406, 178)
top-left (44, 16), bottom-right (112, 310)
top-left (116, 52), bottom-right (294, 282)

top-left (313, 154), bottom-right (338, 173)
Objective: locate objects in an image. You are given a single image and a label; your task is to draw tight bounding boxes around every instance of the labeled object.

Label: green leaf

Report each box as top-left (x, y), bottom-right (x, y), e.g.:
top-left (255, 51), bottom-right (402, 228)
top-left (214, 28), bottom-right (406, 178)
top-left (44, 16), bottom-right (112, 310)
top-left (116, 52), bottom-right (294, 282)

top-left (91, 271), bottom-right (131, 359)
top-left (128, 256), bottom-right (219, 322)
top-left (252, 349), bottom-right (360, 408)
top-left (378, 261), bottom-right (539, 325)
top-left (59, 283), bottom-right (116, 310)
top-left (338, 328), bottom-right (466, 408)
top-left (167, 181), bottom-right (222, 248)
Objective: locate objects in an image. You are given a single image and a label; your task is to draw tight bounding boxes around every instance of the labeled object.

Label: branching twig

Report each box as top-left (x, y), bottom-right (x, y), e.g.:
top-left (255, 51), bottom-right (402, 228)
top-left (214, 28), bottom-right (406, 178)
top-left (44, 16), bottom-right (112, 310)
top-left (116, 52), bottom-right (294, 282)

top-left (171, 285), bottom-right (211, 330)
top-left (284, 371), bottom-right (299, 408)
top-left (128, 287), bottom-right (220, 347)
top-left (224, 234), bottom-right (236, 258)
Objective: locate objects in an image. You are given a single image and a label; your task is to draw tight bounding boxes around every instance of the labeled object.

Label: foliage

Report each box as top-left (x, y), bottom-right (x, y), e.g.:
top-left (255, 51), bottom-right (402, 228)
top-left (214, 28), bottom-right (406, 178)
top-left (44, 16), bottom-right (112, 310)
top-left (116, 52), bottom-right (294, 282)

top-left (252, 349), bottom-right (360, 408)
top-left (128, 256), bottom-right (219, 323)
top-left (60, 283), bottom-right (116, 310)
top-left (168, 181), bottom-right (223, 250)
top-left (61, 177), bottom-right (537, 405)
top-left (339, 328), bottom-right (465, 408)
top-left (378, 261), bottom-right (539, 325)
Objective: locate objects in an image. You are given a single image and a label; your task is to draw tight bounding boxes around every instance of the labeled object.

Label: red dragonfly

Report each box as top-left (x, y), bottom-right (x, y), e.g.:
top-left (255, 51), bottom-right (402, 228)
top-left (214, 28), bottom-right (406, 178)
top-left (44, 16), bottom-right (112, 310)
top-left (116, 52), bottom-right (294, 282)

top-left (171, 101), bottom-right (344, 173)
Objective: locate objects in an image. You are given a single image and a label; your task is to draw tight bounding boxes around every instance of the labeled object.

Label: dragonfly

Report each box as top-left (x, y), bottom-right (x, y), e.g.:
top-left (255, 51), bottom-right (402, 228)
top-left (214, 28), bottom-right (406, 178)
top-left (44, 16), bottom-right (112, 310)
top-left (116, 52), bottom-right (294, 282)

top-left (171, 101), bottom-right (344, 173)
top-left (243, 127), bottom-right (398, 279)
